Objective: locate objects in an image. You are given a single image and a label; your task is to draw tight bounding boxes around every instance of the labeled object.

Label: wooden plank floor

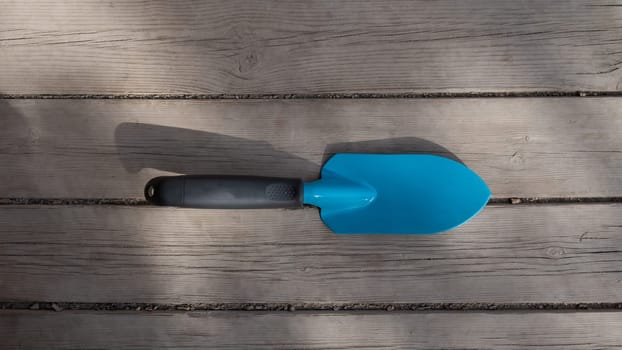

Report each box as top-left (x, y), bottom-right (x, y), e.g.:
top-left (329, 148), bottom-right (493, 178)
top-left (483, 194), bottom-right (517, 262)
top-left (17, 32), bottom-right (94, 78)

top-left (1, 204), bottom-right (622, 303)
top-left (2, 0), bottom-right (622, 94)
top-left (3, 311), bottom-right (622, 349)
top-left (2, 0), bottom-right (622, 348)
top-left (1, 98), bottom-right (621, 198)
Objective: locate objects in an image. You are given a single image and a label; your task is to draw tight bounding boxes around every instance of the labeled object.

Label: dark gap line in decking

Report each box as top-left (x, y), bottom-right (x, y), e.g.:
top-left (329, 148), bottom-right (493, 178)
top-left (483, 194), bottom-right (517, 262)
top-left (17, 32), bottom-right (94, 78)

top-left (0, 91), bottom-right (622, 100)
top-left (1, 197), bottom-right (622, 206)
top-left (487, 197), bottom-right (622, 205)
top-left (0, 198), bottom-right (150, 206)
top-left (1, 301), bottom-right (622, 313)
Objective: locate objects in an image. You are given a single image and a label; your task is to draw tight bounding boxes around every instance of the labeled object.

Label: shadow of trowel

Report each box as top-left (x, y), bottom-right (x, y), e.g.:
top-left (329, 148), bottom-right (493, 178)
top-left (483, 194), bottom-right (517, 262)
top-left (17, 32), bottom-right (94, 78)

top-left (324, 137), bottom-right (463, 165)
top-left (115, 123), bottom-right (462, 180)
top-left (115, 123), bottom-right (321, 179)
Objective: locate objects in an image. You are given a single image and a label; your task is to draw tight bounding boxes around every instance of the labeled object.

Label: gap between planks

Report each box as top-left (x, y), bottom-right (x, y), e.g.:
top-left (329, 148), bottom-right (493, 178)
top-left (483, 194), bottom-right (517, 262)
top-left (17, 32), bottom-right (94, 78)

top-left (3, 197), bottom-right (622, 206)
top-left (2, 301), bottom-right (622, 313)
top-left (1, 91), bottom-right (621, 99)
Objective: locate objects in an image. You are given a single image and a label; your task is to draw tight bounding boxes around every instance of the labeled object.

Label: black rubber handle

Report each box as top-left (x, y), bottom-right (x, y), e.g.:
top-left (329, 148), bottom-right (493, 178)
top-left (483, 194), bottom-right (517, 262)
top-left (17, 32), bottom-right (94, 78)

top-left (144, 175), bottom-right (303, 209)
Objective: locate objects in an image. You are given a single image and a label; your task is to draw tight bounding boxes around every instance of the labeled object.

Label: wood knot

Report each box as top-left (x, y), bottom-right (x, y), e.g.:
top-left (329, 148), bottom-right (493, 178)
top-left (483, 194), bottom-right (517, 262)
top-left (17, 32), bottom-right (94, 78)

top-left (510, 151), bottom-right (525, 165)
top-left (238, 48), bottom-right (259, 73)
top-left (228, 24), bottom-right (263, 74)
top-left (545, 247), bottom-right (566, 259)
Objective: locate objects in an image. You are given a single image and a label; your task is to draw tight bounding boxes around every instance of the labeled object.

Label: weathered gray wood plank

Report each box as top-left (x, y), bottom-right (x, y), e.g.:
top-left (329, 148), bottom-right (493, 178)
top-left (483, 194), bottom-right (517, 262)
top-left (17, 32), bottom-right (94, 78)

top-left (2, 0), bottom-right (622, 94)
top-left (2, 310), bottom-right (622, 349)
top-left (1, 204), bottom-right (621, 303)
top-left (2, 98), bottom-right (621, 198)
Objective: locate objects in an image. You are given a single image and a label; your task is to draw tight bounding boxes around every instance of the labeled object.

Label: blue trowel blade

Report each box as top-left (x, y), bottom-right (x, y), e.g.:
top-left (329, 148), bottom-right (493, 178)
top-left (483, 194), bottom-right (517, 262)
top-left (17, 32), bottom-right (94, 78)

top-left (303, 154), bottom-right (490, 234)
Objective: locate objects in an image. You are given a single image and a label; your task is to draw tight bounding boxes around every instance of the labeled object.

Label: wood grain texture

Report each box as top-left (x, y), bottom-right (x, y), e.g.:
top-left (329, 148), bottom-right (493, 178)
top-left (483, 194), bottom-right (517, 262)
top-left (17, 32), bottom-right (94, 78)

top-left (3, 310), bottom-right (622, 349)
top-left (2, 0), bottom-right (622, 94)
top-left (1, 204), bottom-right (621, 303)
top-left (2, 98), bottom-right (622, 198)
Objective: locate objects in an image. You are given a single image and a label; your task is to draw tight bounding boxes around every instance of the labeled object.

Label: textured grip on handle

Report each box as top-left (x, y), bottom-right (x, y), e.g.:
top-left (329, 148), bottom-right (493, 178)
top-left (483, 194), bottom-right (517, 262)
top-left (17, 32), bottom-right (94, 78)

top-left (145, 175), bottom-right (303, 209)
